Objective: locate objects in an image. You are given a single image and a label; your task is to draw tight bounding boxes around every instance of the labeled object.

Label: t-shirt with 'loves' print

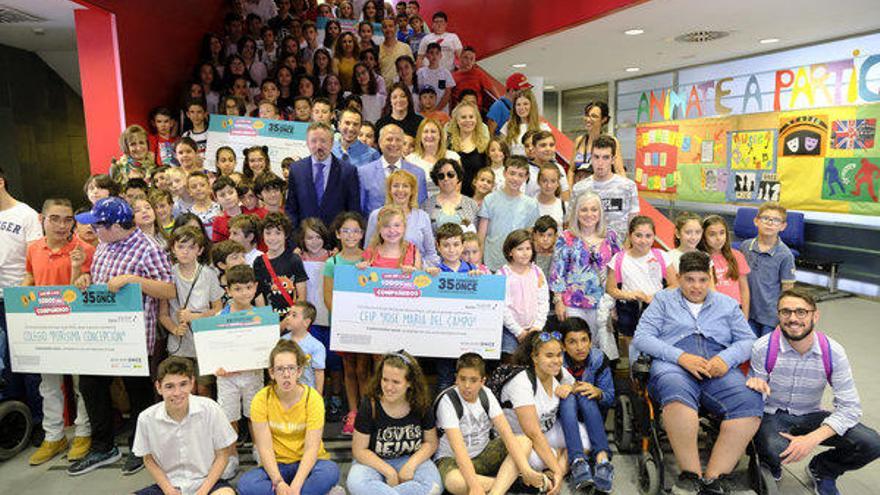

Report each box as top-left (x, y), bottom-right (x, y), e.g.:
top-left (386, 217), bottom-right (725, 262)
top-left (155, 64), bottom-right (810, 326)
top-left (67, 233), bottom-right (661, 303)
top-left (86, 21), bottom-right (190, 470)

top-left (354, 397), bottom-right (435, 459)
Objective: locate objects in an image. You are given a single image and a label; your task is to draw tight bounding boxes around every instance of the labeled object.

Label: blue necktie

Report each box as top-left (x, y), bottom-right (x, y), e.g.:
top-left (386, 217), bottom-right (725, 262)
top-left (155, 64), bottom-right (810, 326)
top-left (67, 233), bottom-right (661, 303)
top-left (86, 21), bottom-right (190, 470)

top-left (314, 161), bottom-right (325, 204)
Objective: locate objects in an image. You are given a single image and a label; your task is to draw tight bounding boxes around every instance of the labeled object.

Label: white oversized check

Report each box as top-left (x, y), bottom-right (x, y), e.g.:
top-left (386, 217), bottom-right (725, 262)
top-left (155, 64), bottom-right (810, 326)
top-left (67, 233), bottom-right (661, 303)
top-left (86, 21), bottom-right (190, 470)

top-left (4, 285), bottom-right (149, 376)
top-left (330, 266), bottom-right (505, 359)
top-left (192, 307), bottom-right (280, 375)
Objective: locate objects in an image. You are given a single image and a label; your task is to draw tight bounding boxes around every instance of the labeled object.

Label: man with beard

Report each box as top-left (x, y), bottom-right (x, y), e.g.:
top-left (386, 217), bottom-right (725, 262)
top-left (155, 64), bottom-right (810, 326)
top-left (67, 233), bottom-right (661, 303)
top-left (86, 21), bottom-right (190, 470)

top-left (632, 251), bottom-right (762, 495)
top-left (747, 289), bottom-right (880, 495)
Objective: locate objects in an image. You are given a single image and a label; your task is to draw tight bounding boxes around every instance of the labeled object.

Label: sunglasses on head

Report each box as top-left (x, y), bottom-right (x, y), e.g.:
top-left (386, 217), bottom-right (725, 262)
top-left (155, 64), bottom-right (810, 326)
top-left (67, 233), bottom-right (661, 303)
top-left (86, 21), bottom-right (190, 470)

top-left (538, 331), bottom-right (562, 342)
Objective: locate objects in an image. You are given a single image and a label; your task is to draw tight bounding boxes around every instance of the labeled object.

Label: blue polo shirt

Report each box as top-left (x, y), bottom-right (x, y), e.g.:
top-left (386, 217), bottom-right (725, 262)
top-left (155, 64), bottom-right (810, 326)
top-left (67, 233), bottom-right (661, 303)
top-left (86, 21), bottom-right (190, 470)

top-left (741, 237), bottom-right (797, 327)
top-left (332, 138), bottom-right (380, 168)
top-left (438, 260), bottom-right (476, 273)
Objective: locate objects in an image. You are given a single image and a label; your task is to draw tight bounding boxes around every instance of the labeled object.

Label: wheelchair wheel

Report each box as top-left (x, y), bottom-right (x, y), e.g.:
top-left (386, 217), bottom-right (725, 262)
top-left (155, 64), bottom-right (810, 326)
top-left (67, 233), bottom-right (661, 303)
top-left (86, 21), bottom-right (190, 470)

top-left (638, 453), bottom-right (661, 495)
top-left (614, 394), bottom-right (638, 453)
top-left (0, 400), bottom-right (33, 461)
top-left (753, 464), bottom-right (780, 495)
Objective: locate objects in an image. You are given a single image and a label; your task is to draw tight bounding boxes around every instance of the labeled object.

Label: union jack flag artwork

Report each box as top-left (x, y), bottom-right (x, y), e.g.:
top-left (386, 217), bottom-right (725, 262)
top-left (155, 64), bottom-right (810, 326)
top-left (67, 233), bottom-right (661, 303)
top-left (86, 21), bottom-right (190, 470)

top-left (831, 119), bottom-right (876, 150)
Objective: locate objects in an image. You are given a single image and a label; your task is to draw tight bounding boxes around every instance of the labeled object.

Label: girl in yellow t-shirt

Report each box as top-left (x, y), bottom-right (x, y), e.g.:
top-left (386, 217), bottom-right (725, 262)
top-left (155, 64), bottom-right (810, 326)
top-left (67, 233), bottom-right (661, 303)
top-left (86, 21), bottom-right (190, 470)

top-left (238, 340), bottom-right (340, 495)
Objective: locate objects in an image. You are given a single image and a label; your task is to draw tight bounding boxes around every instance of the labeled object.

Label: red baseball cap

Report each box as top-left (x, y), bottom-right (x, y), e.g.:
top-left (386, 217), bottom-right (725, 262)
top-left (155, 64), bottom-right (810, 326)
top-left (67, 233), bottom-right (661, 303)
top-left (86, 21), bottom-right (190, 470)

top-left (505, 72), bottom-right (533, 91)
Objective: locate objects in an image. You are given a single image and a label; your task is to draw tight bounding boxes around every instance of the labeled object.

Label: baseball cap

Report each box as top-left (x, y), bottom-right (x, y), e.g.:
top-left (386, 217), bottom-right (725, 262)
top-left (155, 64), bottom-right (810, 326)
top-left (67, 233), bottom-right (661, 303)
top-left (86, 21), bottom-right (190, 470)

top-left (75, 197), bottom-right (134, 225)
top-left (418, 84), bottom-right (437, 95)
top-left (506, 72), bottom-right (533, 91)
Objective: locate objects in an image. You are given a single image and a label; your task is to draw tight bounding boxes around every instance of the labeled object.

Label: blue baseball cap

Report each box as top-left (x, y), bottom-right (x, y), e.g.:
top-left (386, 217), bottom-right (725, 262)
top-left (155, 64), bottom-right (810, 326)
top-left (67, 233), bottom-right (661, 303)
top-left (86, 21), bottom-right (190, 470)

top-left (418, 84), bottom-right (437, 95)
top-left (75, 197), bottom-right (134, 225)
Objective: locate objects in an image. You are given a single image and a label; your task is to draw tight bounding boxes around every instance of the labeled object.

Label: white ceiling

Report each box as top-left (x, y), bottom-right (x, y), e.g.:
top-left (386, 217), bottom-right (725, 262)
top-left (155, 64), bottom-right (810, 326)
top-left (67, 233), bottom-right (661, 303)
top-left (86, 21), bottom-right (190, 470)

top-left (0, 0), bottom-right (83, 94)
top-left (480, 0), bottom-right (880, 91)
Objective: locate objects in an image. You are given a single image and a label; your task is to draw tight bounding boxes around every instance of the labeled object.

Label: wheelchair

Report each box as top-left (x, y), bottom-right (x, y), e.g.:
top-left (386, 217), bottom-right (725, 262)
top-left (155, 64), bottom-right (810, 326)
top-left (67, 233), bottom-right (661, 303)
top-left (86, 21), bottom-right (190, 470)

top-left (0, 354), bottom-right (34, 461)
top-left (614, 355), bottom-right (778, 495)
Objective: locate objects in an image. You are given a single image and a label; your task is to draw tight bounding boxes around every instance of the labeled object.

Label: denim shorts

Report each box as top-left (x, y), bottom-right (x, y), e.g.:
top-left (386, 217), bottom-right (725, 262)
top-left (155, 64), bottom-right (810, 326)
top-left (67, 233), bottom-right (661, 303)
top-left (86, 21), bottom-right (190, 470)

top-left (648, 334), bottom-right (763, 420)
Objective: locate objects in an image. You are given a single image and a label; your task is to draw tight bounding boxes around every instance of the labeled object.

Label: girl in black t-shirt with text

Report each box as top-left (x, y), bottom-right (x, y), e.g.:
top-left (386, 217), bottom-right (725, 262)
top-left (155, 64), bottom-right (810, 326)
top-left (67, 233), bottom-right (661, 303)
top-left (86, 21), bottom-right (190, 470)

top-left (347, 351), bottom-right (442, 495)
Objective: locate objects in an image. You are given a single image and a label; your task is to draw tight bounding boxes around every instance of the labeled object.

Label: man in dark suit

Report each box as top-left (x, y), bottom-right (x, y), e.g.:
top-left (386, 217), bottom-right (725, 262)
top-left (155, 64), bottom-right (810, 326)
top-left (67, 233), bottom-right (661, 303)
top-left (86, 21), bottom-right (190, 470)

top-left (357, 123), bottom-right (428, 216)
top-left (286, 122), bottom-right (361, 228)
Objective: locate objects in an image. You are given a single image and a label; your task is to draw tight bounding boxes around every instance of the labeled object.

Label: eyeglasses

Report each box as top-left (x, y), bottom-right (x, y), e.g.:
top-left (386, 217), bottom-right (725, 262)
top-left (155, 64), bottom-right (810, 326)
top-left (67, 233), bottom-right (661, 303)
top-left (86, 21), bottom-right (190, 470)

top-left (438, 171), bottom-right (457, 180)
top-left (758, 216), bottom-right (784, 225)
top-left (273, 365), bottom-right (300, 375)
top-left (538, 331), bottom-right (562, 342)
top-left (778, 308), bottom-right (815, 318)
top-left (340, 228), bottom-right (363, 235)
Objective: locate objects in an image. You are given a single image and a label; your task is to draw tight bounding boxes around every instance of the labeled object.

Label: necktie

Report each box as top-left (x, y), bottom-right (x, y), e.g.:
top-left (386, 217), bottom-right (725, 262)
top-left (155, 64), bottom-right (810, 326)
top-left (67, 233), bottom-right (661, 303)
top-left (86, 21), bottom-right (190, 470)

top-left (314, 161), bottom-right (325, 204)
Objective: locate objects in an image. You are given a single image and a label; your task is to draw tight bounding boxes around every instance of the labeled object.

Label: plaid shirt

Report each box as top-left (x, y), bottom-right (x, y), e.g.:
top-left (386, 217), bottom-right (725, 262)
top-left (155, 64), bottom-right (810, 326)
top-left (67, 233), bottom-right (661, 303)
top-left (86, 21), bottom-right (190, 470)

top-left (91, 229), bottom-right (172, 354)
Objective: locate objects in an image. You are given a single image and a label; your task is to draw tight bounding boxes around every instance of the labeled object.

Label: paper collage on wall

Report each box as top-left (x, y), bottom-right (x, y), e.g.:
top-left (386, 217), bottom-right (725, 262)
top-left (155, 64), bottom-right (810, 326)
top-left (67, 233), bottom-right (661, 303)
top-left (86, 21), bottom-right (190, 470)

top-left (634, 103), bottom-right (880, 215)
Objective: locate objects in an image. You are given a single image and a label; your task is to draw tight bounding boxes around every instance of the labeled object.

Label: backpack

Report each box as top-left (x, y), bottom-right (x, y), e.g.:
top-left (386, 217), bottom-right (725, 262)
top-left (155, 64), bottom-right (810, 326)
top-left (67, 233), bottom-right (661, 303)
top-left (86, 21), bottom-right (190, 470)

top-left (613, 248), bottom-right (668, 336)
top-left (765, 328), bottom-right (833, 383)
top-left (432, 386), bottom-right (494, 438)
top-left (486, 364), bottom-right (537, 409)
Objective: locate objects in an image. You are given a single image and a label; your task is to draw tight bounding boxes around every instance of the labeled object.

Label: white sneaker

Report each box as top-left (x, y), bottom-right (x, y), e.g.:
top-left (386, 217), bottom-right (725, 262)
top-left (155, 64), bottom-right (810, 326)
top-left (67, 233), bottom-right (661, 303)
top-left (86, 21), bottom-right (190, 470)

top-left (222, 455), bottom-right (239, 480)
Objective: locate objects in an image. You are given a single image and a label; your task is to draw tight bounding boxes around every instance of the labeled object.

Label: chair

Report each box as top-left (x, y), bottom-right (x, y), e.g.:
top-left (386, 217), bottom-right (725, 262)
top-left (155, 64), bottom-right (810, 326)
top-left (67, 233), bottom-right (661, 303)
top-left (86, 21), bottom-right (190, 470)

top-left (732, 207), bottom-right (804, 258)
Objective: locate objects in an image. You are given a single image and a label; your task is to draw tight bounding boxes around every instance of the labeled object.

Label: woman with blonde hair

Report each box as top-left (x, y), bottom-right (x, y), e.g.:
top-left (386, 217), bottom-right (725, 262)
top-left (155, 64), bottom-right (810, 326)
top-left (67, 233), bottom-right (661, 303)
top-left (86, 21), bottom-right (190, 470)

top-left (447, 101), bottom-right (488, 197)
top-left (364, 170), bottom-right (438, 265)
top-left (110, 125), bottom-right (157, 182)
top-left (406, 118), bottom-right (460, 197)
top-left (500, 90), bottom-right (550, 156)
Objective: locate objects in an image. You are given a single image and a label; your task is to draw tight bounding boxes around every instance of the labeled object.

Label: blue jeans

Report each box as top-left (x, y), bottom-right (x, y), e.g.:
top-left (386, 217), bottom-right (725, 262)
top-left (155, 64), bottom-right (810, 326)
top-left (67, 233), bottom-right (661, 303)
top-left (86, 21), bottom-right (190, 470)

top-left (756, 410), bottom-right (880, 479)
top-left (648, 334), bottom-right (763, 420)
top-left (347, 454), bottom-right (442, 495)
top-left (559, 393), bottom-right (611, 465)
top-left (237, 459), bottom-right (340, 495)
top-left (748, 319), bottom-right (775, 337)
top-left (0, 299), bottom-right (42, 423)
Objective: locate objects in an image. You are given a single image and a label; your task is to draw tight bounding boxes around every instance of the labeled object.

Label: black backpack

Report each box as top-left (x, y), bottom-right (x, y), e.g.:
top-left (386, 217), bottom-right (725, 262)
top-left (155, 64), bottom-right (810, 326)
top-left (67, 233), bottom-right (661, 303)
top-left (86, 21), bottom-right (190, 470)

top-left (485, 364), bottom-right (537, 409)
top-left (433, 386), bottom-right (493, 437)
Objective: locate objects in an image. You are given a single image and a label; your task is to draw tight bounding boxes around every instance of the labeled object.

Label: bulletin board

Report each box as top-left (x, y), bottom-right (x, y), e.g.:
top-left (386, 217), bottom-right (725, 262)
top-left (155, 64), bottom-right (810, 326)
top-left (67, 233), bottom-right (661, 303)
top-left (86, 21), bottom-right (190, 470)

top-left (634, 103), bottom-right (880, 216)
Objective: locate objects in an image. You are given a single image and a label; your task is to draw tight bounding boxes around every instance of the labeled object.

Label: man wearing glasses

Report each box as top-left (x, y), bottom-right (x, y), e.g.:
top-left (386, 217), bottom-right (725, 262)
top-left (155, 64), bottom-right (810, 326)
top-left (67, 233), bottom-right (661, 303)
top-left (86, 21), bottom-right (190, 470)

top-left (741, 202), bottom-right (797, 337)
top-left (747, 289), bottom-right (880, 495)
top-left (633, 251), bottom-right (761, 494)
top-left (70, 196), bottom-right (175, 476)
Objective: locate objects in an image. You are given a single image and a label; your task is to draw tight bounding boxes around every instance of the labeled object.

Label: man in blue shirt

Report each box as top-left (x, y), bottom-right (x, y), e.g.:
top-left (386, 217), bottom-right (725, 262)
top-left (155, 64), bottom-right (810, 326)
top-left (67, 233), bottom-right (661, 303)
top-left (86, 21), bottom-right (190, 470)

top-left (331, 108), bottom-right (380, 168)
top-left (633, 251), bottom-right (762, 494)
top-left (747, 289), bottom-right (880, 495)
top-left (486, 73), bottom-right (531, 136)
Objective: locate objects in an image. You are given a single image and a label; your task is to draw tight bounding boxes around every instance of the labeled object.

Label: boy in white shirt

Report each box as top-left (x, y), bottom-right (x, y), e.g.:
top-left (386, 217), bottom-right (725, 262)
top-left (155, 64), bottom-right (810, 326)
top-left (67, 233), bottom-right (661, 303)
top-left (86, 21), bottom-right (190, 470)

top-left (416, 11), bottom-right (462, 71)
top-left (416, 42), bottom-right (455, 113)
top-left (434, 353), bottom-right (544, 495)
top-left (132, 356), bottom-right (236, 495)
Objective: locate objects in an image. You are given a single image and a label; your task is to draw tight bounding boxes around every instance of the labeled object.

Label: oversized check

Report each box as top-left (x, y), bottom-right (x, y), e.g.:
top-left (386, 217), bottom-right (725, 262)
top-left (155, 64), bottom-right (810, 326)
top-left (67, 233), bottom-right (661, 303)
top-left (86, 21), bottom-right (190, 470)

top-left (192, 306), bottom-right (280, 375)
top-left (4, 285), bottom-right (149, 376)
top-left (203, 115), bottom-right (309, 174)
top-left (330, 266), bottom-right (505, 359)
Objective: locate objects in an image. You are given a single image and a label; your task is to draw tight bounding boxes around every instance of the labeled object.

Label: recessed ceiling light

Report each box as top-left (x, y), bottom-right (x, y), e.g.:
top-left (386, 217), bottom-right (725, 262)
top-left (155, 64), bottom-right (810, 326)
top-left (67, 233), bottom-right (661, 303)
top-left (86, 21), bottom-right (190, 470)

top-left (759, 37), bottom-right (780, 44)
top-left (512, 63), bottom-right (527, 68)
top-left (625, 67), bottom-right (641, 73)
top-left (624, 28), bottom-right (644, 36)
top-left (545, 85), bottom-right (556, 90)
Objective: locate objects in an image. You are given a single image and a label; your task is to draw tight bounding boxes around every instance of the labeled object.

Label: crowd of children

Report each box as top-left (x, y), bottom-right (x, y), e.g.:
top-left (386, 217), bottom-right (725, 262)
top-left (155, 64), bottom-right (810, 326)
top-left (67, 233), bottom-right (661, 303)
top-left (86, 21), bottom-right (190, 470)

top-left (3, 1), bottom-right (875, 495)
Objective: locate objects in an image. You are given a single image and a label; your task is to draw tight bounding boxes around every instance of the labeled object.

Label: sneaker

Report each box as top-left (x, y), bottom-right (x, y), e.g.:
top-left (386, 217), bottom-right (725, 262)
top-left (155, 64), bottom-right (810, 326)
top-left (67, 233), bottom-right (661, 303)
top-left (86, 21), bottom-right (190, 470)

top-left (593, 460), bottom-right (614, 493)
top-left (327, 486), bottom-right (347, 495)
top-left (67, 436), bottom-right (91, 462)
top-left (699, 474), bottom-right (737, 495)
top-left (806, 462), bottom-right (840, 495)
top-left (67, 447), bottom-right (122, 476)
top-left (327, 396), bottom-right (344, 422)
top-left (342, 410), bottom-right (356, 436)
top-left (121, 452), bottom-right (144, 475)
top-left (222, 455), bottom-right (239, 480)
top-left (672, 471), bottom-right (702, 495)
top-left (569, 457), bottom-right (594, 491)
top-left (29, 437), bottom-right (69, 465)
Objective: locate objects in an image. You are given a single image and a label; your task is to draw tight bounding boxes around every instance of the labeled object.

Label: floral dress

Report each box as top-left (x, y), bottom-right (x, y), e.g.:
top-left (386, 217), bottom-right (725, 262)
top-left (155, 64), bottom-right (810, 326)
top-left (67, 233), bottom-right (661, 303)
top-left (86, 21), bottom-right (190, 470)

top-left (549, 229), bottom-right (621, 309)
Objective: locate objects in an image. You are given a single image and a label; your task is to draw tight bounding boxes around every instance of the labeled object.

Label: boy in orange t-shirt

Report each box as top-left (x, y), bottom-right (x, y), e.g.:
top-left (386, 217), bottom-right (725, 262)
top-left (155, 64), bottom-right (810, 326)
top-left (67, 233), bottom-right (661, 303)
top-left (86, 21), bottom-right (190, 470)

top-left (24, 198), bottom-right (95, 466)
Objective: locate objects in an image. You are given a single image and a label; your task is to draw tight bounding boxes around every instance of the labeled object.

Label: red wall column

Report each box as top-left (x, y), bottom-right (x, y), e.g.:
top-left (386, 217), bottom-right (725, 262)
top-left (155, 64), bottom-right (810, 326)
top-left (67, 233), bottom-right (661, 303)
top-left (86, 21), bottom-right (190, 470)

top-left (75, 7), bottom-right (124, 174)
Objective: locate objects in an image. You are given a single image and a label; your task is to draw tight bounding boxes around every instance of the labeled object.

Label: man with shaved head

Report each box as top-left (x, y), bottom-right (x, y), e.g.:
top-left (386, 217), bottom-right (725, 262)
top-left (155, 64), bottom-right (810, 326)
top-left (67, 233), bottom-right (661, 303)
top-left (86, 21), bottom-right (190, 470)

top-left (357, 124), bottom-right (428, 216)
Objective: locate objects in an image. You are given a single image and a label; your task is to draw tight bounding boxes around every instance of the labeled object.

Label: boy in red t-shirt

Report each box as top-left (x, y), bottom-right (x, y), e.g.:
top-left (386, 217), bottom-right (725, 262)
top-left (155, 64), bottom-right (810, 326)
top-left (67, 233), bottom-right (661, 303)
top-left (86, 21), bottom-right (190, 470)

top-left (24, 198), bottom-right (96, 466)
top-left (147, 107), bottom-right (178, 167)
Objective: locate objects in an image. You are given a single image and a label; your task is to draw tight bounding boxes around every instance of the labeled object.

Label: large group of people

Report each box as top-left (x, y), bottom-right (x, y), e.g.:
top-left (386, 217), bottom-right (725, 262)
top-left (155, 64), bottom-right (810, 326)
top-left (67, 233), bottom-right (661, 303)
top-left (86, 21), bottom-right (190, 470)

top-left (0, 1), bottom-right (878, 495)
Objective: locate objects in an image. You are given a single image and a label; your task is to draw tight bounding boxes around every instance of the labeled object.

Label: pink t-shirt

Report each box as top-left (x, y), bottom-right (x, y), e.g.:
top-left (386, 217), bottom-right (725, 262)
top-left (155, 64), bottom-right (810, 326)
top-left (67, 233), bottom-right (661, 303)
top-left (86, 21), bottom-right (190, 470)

top-left (499, 264), bottom-right (546, 330)
top-left (711, 250), bottom-right (750, 304)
